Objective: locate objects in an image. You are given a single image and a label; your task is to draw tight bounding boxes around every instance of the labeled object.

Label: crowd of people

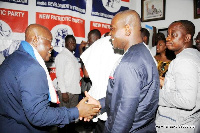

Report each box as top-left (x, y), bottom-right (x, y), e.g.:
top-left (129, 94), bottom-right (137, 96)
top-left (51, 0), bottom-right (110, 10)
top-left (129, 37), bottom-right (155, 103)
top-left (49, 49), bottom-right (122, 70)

top-left (0, 9), bottom-right (200, 133)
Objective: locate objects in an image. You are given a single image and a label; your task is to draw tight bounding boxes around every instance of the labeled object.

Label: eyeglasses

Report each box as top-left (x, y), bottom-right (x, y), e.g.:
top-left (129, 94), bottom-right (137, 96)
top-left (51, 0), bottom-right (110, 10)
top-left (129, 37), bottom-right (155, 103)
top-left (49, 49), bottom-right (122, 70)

top-left (37, 36), bottom-right (52, 43)
top-left (36, 35), bottom-right (53, 54)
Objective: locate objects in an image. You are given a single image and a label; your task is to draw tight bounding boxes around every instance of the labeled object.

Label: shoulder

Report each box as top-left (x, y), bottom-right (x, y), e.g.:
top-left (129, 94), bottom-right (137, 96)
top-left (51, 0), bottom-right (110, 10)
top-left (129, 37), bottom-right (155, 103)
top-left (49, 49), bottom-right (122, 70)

top-left (176, 49), bottom-right (200, 64)
top-left (122, 43), bottom-right (155, 67)
top-left (55, 50), bottom-right (68, 59)
top-left (3, 50), bottom-right (44, 78)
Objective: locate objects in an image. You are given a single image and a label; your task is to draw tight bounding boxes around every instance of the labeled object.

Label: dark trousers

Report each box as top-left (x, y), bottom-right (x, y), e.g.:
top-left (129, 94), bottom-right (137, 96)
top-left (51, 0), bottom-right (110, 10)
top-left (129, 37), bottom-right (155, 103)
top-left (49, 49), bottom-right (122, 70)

top-left (57, 122), bottom-right (77, 133)
top-left (94, 119), bottom-right (106, 133)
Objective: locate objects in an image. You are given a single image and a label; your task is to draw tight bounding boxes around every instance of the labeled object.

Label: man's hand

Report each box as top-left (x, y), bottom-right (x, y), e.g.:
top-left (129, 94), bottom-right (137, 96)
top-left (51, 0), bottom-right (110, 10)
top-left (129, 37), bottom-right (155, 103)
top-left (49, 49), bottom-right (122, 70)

top-left (85, 91), bottom-right (101, 108)
top-left (62, 93), bottom-right (69, 103)
top-left (81, 91), bottom-right (101, 121)
top-left (159, 76), bottom-right (165, 89)
top-left (80, 41), bottom-right (88, 48)
top-left (77, 97), bottom-right (100, 121)
top-left (79, 41), bottom-right (88, 55)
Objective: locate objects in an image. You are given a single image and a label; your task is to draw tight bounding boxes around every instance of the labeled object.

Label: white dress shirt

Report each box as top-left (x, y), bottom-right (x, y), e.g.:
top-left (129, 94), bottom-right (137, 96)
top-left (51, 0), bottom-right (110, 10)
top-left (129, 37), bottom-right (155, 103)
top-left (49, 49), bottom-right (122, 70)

top-left (156, 48), bottom-right (200, 133)
top-left (81, 36), bottom-right (122, 121)
top-left (55, 48), bottom-right (81, 94)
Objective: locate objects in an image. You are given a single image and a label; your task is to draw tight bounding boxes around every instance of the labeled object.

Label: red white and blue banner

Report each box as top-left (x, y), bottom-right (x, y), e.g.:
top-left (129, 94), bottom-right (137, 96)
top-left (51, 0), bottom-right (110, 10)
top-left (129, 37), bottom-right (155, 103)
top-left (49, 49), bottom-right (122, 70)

top-left (0, 0), bottom-right (28, 5)
top-left (92, 0), bottom-right (129, 19)
top-left (0, 0), bottom-right (131, 56)
top-left (36, 0), bottom-right (86, 14)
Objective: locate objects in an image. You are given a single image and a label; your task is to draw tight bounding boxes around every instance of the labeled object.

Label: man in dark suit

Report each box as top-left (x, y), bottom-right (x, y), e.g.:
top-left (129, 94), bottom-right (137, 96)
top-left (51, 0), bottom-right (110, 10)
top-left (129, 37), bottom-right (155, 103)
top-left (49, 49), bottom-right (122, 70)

top-left (86, 10), bottom-right (159, 133)
top-left (0, 24), bottom-right (99, 133)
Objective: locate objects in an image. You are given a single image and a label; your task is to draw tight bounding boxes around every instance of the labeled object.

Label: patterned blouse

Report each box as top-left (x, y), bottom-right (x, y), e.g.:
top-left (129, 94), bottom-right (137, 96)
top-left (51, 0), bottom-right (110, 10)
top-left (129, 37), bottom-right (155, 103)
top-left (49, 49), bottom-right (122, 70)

top-left (156, 60), bottom-right (171, 77)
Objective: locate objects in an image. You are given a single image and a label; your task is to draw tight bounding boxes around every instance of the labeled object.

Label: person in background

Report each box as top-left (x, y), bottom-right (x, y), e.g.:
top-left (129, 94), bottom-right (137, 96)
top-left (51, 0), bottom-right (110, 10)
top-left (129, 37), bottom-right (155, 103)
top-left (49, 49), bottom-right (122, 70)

top-left (156, 20), bottom-right (200, 133)
top-left (194, 31), bottom-right (200, 51)
top-left (79, 29), bottom-right (102, 130)
top-left (79, 29), bottom-right (101, 92)
top-left (80, 35), bottom-right (122, 133)
top-left (141, 27), bottom-right (150, 47)
top-left (79, 29), bottom-right (101, 56)
top-left (86, 10), bottom-right (160, 133)
top-left (0, 24), bottom-right (100, 133)
top-left (151, 33), bottom-right (164, 56)
top-left (55, 35), bottom-right (81, 133)
top-left (154, 33), bottom-right (175, 77)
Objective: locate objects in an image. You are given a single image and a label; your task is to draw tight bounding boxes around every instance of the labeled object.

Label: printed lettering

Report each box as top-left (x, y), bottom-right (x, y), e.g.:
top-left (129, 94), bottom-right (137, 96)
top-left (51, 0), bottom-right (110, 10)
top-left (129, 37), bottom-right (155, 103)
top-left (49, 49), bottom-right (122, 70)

top-left (93, 23), bottom-right (101, 27)
top-left (0, 10), bottom-right (6, 15)
top-left (39, 14), bottom-right (50, 19)
top-left (72, 18), bottom-right (83, 24)
top-left (7, 11), bottom-right (24, 17)
top-left (102, 24), bottom-right (110, 29)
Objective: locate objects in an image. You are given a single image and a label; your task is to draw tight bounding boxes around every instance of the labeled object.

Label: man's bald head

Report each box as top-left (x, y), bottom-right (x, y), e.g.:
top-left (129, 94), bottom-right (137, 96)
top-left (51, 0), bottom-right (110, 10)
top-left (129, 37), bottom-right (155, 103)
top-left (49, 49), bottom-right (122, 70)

top-left (25, 24), bottom-right (52, 43)
top-left (24, 24), bottom-right (53, 61)
top-left (110, 10), bottom-right (142, 51)
top-left (114, 10), bottom-right (141, 30)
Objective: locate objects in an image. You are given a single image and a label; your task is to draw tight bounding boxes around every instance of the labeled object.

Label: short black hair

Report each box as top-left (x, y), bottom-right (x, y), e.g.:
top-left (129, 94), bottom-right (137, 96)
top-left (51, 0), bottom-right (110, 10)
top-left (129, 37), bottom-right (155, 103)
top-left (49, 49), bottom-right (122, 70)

top-left (171, 20), bottom-right (195, 37)
top-left (89, 29), bottom-right (101, 39)
top-left (65, 35), bottom-right (76, 43)
top-left (104, 32), bottom-right (110, 37)
top-left (155, 32), bottom-right (166, 45)
top-left (141, 28), bottom-right (150, 38)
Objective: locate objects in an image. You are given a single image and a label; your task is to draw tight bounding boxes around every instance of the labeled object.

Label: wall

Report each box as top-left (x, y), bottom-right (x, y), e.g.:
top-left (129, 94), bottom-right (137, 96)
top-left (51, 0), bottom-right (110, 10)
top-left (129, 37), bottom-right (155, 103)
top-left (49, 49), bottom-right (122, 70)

top-left (132, 0), bottom-right (199, 39)
top-left (0, 0), bottom-right (130, 56)
top-left (0, 0), bottom-right (199, 53)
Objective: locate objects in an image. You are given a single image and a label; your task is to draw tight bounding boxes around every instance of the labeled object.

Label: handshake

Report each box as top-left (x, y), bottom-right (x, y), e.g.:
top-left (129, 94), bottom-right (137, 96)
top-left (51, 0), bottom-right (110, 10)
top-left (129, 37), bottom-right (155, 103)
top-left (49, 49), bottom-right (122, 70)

top-left (76, 91), bottom-right (101, 121)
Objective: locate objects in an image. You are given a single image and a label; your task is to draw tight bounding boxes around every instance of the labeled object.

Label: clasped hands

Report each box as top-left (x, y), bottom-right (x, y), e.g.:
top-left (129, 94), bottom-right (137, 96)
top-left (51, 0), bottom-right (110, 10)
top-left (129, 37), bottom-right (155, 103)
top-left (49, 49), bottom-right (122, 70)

top-left (76, 91), bottom-right (101, 122)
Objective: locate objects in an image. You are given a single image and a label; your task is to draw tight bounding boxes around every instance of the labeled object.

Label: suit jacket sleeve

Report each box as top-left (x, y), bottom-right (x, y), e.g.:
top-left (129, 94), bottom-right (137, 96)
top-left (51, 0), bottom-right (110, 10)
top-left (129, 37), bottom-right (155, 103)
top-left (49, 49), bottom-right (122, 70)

top-left (19, 64), bottom-right (79, 127)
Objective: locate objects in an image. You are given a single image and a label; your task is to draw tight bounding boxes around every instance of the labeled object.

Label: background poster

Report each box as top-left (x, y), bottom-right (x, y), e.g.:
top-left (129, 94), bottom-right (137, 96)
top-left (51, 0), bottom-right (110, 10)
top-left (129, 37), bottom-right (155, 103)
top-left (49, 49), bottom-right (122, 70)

top-left (92, 0), bottom-right (129, 19)
top-left (0, 0), bottom-right (130, 86)
top-left (0, 0), bottom-right (130, 57)
top-left (0, 8), bottom-right (28, 56)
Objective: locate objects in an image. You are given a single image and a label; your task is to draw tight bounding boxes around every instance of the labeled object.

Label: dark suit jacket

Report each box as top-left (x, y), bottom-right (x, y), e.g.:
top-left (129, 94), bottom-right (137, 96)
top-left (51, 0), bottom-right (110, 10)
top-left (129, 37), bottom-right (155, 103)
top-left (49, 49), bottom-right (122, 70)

top-left (100, 43), bottom-right (159, 133)
top-left (0, 43), bottom-right (78, 133)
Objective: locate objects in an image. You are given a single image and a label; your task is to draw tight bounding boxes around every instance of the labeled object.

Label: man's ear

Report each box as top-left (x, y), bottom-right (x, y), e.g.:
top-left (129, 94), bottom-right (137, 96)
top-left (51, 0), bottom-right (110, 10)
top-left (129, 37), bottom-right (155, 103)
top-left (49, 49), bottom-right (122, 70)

top-left (143, 36), bottom-right (147, 42)
top-left (185, 34), bottom-right (191, 43)
top-left (125, 24), bottom-right (131, 36)
top-left (32, 35), bottom-right (39, 47)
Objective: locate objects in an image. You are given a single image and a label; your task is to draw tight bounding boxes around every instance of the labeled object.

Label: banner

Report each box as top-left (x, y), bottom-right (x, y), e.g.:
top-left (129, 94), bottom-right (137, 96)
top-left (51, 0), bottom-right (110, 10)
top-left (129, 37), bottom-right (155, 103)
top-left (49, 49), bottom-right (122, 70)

top-left (36, 0), bottom-right (86, 14)
top-left (92, 0), bottom-right (129, 19)
top-left (0, 0), bottom-right (28, 5)
top-left (36, 12), bottom-right (85, 52)
top-left (0, 8), bottom-right (28, 33)
top-left (0, 8), bottom-right (28, 56)
top-left (0, 0), bottom-right (131, 57)
top-left (90, 21), bottom-right (110, 36)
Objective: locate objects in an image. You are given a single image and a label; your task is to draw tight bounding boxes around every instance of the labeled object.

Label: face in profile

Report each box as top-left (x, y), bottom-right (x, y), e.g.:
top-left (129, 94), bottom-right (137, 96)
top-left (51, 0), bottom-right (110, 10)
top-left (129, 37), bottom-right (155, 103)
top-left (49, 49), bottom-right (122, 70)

top-left (110, 15), bottom-right (125, 50)
top-left (156, 40), bottom-right (166, 54)
top-left (36, 34), bottom-right (53, 62)
top-left (87, 33), bottom-right (97, 46)
top-left (166, 22), bottom-right (187, 55)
